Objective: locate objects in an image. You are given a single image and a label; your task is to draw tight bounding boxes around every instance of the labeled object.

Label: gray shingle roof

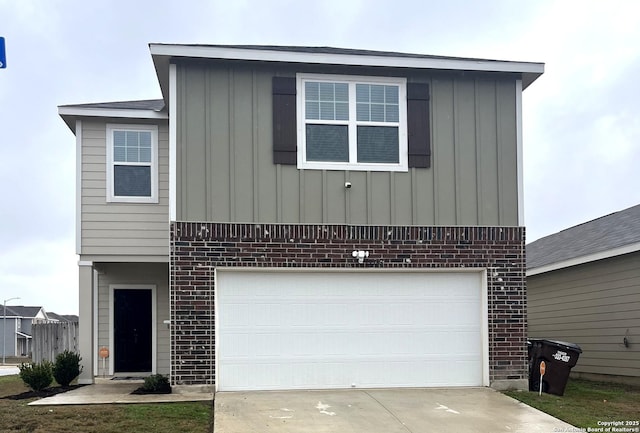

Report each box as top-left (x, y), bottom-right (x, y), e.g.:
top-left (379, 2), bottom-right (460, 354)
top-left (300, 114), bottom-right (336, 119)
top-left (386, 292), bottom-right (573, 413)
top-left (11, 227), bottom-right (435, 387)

top-left (0, 306), bottom-right (43, 318)
top-left (151, 44), bottom-right (517, 64)
top-left (527, 204), bottom-right (640, 270)
top-left (59, 99), bottom-right (164, 111)
top-left (47, 312), bottom-right (79, 322)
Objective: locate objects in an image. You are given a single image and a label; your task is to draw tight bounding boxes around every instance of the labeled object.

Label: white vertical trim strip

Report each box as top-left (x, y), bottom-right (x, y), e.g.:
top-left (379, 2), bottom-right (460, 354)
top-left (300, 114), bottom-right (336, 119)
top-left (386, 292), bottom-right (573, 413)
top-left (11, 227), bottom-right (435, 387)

top-left (169, 63), bottom-right (177, 221)
top-left (481, 269), bottom-right (490, 386)
top-left (515, 79), bottom-right (524, 227)
top-left (93, 269), bottom-right (98, 377)
top-left (75, 120), bottom-right (82, 255)
top-left (108, 287), bottom-right (114, 376)
top-left (168, 63), bottom-right (177, 382)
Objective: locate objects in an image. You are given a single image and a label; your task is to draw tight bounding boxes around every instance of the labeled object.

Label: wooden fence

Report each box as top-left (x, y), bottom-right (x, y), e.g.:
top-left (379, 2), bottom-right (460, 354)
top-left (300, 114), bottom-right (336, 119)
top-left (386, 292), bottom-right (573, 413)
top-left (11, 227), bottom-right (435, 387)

top-left (32, 322), bottom-right (79, 363)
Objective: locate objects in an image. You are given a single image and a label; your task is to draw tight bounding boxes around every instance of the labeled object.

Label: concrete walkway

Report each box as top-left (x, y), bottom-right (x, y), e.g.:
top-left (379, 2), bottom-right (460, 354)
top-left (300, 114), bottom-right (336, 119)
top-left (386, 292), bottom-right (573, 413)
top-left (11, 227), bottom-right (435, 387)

top-left (215, 388), bottom-right (575, 433)
top-left (0, 365), bottom-right (20, 376)
top-left (29, 380), bottom-right (213, 406)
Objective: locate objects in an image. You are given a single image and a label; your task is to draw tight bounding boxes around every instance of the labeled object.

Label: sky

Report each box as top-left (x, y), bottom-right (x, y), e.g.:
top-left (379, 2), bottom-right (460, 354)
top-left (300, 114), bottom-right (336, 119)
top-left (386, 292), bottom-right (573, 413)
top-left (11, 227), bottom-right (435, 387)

top-left (1, 0), bottom-right (639, 315)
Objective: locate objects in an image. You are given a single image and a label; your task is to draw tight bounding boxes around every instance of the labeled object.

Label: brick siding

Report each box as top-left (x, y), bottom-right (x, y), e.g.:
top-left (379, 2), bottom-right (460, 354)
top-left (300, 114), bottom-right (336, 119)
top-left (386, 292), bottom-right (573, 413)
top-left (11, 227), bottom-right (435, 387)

top-left (170, 222), bottom-right (526, 386)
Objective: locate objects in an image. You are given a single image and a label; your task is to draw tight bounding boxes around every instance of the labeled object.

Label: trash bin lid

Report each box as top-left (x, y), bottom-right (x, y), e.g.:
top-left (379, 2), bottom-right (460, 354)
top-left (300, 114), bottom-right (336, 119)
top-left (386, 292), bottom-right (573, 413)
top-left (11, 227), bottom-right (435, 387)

top-left (528, 338), bottom-right (582, 353)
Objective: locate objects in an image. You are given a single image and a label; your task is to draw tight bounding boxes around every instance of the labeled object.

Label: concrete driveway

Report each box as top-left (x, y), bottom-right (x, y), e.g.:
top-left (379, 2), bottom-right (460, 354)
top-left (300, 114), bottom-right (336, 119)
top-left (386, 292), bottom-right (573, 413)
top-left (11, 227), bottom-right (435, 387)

top-left (215, 387), bottom-right (574, 433)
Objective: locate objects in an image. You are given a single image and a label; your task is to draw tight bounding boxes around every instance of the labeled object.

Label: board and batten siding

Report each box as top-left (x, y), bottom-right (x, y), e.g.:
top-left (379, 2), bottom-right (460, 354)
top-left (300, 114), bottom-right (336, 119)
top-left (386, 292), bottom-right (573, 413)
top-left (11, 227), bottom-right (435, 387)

top-left (175, 63), bottom-right (519, 227)
top-left (528, 252), bottom-right (640, 378)
top-left (96, 262), bottom-right (169, 375)
top-left (80, 120), bottom-right (170, 258)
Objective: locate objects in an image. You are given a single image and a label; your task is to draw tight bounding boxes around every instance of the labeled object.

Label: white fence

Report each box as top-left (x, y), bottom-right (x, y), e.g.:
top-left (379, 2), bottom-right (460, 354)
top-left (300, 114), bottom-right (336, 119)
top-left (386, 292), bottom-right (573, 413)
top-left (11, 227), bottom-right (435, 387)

top-left (32, 322), bottom-right (79, 363)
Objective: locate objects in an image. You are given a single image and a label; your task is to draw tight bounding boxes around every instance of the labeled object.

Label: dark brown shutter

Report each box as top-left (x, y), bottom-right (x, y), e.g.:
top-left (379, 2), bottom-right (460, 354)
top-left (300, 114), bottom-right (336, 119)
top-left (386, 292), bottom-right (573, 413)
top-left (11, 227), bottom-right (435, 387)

top-left (407, 82), bottom-right (431, 168)
top-left (273, 76), bottom-right (297, 165)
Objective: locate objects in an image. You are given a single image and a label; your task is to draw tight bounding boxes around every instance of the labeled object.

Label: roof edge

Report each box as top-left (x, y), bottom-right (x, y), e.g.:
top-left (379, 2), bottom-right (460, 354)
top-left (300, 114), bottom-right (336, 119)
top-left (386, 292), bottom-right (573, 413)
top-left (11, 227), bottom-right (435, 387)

top-left (149, 44), bottom-right (544, 102)
top-left (527, 240), bottom-right (640, 276)
top-left (149, 44), bottom-right (544, 73)
top-left (58, 105), bottom-right (168, 133)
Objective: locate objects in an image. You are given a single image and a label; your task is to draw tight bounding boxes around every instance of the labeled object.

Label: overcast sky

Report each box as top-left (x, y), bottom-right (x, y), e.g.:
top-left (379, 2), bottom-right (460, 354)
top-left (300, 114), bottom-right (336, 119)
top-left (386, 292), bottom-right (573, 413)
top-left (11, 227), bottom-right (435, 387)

top-left (1, 0), bottom-right (639, 314)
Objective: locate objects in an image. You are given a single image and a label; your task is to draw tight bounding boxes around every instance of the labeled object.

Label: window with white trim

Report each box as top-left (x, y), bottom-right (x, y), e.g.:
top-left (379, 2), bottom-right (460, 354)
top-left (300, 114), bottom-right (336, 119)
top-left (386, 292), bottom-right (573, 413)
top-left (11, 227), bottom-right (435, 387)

top-left (297, 74), bottom-right (408, 171)
top-left (106, 124), bottom-right (158, 203)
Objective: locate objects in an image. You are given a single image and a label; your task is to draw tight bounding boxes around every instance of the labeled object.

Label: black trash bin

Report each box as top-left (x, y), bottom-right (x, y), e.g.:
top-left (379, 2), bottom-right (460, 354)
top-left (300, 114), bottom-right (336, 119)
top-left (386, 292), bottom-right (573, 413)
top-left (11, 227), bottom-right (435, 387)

top-left (528, 339), bottom-right (582, 396)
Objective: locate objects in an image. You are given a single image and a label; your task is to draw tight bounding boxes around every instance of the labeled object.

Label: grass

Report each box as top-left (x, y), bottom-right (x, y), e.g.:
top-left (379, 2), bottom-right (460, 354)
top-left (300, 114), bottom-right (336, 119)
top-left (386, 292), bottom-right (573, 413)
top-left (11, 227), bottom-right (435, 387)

top-left (0, 375), bottom-right (212, 433)
top-left (504, 378), bottom-right (640, 428)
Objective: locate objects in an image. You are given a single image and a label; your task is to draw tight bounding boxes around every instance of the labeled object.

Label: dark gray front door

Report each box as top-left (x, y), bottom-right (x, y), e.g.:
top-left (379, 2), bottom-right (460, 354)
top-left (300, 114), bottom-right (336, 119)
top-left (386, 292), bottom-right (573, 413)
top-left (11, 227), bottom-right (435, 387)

top-left (114, 289), bottom-right (152, 372)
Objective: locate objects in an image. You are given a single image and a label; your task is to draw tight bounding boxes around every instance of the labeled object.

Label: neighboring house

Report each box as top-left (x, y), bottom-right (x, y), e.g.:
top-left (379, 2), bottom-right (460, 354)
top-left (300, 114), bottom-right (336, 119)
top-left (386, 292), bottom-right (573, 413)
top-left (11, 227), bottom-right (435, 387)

top-left (0, 306), bottom-right (49, 357)
top-left (59, 44), bottom-right (544, 390)
top-left (47, 312), bottom-right (79, 323)
top-left (527, 204), bottom-right (640, 385)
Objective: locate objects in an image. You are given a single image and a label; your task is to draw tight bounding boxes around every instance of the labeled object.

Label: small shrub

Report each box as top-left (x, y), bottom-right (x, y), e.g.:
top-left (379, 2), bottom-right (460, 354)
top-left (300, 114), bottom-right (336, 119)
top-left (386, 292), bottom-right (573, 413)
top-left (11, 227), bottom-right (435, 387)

top-left (141, 374), bottom-right (171, 393)
top-left (53, 350), bottom-right (83, 387)
top-left (19, 361), bottom-right (53, 392)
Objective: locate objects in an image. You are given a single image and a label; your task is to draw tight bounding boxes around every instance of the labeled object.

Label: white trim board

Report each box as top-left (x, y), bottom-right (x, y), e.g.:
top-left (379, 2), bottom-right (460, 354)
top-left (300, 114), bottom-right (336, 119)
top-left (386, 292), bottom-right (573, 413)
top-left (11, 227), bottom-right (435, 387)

top-left (58, 106), bottom-right (168, 120)
top-left (527, 241), bottom-right (640, 276)
top-left (169, 63), bottom-right (177, 221)
top-left (75, 119), bottom-right (83, 255)
top-left (150, 44), bottom-right (544, 76)
top-left (515, 79), bottom-right (524, 227)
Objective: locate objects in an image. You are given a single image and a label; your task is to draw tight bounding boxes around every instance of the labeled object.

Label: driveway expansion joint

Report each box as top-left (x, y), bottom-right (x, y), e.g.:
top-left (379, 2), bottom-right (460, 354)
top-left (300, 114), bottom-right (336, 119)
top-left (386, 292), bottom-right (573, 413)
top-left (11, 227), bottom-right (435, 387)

top-left (363, 390), bottom-right (414, 433)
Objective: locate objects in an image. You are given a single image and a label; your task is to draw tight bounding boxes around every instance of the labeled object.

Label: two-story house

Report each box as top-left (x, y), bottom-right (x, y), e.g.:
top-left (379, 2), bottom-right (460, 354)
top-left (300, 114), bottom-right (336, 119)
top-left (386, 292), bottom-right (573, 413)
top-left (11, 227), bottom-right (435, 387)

top-left (0, 306), bottom-right (49, 358)
top-left (59, 44), bottom-right (543, 391)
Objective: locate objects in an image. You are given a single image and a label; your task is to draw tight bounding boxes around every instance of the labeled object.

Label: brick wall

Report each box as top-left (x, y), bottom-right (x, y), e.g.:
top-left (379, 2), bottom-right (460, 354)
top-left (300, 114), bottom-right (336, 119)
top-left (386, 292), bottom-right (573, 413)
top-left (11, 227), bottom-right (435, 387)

top-left (170, 222), bottom-right (526, 386)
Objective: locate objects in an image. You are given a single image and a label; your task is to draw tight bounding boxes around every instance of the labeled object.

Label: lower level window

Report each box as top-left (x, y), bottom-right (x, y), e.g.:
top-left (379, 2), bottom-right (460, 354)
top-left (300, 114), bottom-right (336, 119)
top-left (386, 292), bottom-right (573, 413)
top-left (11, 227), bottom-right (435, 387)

top-left (106, 124), bottom-right (158, 203)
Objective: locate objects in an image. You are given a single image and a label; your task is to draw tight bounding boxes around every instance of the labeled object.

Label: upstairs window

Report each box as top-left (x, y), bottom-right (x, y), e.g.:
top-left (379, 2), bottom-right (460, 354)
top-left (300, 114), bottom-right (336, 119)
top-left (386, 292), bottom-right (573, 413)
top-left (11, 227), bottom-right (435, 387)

top-left (297, 74), bottom-right (408, 171)
top-left (106, 124), bottom-right (158, 203)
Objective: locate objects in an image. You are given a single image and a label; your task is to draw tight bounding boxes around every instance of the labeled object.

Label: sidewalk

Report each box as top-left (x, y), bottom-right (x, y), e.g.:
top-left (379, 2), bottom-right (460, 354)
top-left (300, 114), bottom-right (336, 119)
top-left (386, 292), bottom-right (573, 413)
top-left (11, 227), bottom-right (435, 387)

top-left (0, 365), bottom-right (19, 376)
top-left (29, 380), bottom-right (213, 406)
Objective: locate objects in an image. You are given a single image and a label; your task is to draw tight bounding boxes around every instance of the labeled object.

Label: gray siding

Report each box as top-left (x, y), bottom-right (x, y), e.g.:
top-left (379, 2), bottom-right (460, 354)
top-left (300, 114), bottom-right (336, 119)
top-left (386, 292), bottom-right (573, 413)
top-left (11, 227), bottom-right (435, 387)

top-left (80, 120), bottom-right (169, 258)
top-left (96, 262), bottom-right (169, 376)
top-left (176, 63), bottom-right (519, 226)
top-left (528, 252), bottom-right (640, 378)
top-left (0, 318), bottom-right (17, 357)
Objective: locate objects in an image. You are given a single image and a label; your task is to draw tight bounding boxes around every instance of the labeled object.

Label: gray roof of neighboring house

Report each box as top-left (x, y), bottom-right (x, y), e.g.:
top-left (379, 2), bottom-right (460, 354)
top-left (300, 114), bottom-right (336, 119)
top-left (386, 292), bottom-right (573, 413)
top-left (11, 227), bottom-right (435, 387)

top-left (47, 312), bottom-right (79, 322)
top-left (527, 204), bottom-right (640, 270)
top-left (0, 306), bottom-right (44, 318)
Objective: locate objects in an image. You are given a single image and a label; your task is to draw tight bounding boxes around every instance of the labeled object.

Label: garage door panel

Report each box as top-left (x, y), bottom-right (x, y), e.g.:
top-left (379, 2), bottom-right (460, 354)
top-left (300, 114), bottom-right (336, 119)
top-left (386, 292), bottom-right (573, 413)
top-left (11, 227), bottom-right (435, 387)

top-left (217, 271), bottom-right (485, 391)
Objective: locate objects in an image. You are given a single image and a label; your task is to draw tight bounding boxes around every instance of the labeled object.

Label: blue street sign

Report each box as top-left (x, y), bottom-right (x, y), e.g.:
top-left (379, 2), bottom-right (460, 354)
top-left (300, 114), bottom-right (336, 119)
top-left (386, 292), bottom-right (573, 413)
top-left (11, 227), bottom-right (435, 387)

top-left (0, 37), bottom-right (6, 69)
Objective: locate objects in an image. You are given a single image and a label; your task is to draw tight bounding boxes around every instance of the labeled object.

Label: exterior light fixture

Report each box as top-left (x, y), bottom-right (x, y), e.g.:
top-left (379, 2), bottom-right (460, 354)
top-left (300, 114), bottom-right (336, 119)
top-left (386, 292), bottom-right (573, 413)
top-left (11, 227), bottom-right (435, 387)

top-left (352, 250), bottom-right (369, 264)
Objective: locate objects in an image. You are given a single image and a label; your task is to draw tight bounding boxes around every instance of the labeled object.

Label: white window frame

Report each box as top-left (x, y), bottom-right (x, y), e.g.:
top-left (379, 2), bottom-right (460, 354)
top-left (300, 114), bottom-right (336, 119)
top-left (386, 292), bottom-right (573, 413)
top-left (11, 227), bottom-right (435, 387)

top-left (106, 124), bottom-right (158, 203)
top-left (296, 73), bottom-right (408, 172)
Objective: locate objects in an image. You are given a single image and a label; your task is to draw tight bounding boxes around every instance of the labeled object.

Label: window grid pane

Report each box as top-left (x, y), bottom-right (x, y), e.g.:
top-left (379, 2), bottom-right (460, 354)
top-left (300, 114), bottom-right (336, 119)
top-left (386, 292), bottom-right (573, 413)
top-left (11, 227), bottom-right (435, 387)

top-left (112, 130), bottom-right (153, 163)
top-left (305, 81), bottom-right (349, 121)
top-left (354, 84), bottom-right (399, 123)
top-left (114, 165), bottom-right (151, 197)
top-left (357, 126), bottom-right (399, 163)
top-left (306, 124), bottom-right (349, 162)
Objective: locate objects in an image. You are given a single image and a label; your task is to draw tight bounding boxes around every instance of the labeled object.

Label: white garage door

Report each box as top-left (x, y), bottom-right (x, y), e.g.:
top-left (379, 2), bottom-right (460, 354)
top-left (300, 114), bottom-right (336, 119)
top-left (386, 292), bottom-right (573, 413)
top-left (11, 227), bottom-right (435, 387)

top-left (216, 270), bottom-right (486, 391)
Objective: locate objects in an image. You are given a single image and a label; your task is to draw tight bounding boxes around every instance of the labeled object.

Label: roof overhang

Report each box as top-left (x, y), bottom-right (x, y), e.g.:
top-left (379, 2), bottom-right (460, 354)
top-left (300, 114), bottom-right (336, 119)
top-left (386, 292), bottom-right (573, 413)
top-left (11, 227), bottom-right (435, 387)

top-left (58, 106), bottom-right (168, 133)
top-left (527, 241), bottom-right (640, 276)
top-left (150, 44), bottom-right (545, 103)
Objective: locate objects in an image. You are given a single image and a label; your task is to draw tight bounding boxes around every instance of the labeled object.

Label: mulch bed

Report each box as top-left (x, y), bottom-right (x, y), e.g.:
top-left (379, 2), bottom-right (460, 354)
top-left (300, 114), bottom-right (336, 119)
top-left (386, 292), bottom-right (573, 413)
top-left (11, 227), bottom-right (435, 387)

top-left (2, 385), bottom-right (85, 401)
top-left (131, 386), bottom-right (172, 395)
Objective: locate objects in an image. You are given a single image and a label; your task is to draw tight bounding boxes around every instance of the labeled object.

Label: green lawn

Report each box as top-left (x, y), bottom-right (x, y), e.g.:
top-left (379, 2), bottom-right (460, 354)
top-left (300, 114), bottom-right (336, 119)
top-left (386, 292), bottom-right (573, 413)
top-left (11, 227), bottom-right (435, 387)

top-left (504, 379), bottom-right (640, 429)
top-left (0, 375), bottom-right (212, 433)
